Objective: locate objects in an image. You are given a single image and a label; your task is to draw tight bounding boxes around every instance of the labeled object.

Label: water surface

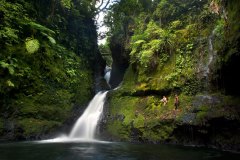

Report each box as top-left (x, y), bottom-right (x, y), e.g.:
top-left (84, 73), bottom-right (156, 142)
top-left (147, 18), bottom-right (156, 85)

top-left (0, 141), bottom-right (239, 160)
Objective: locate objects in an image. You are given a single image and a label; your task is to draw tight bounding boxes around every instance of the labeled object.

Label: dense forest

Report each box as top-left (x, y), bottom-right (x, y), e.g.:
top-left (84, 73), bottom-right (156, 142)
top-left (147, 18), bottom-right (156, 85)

top-left (0, 0), bottom-right (106, 140)
top-left (0, 0), bottom-right (240, 152)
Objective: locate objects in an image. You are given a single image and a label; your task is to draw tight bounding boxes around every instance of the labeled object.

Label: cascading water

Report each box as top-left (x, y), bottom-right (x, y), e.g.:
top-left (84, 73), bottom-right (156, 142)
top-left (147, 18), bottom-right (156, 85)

top-left (104, 66), bottom-right (111, 84)
top-left (203, 32), bottom-right (216, 90)
top-left (40, 68), bottom-right (110, 143)
top-left (205, 33), bottom-right (215, 77)
top-left (40, 91), bottom-right (108, 143)
top-left (69, 91), bottom-right (108, 140)
top-left (197, 30), bottom-right (216, 91)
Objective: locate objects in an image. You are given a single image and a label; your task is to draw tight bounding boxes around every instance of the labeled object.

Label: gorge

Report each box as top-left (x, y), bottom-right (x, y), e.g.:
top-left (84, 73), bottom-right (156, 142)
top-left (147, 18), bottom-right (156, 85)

top-left (0, 0), bottom-right (240, 158)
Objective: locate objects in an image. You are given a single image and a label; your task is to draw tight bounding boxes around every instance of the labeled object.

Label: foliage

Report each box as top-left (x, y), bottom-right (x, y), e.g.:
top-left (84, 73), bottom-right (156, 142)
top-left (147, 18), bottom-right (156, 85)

top-left (105, 89), bottom-right (179, 141)
top-left (60, 0), bottom-right (73, 9)
top-left (103, 0), bottom-right (240, 147)
top-left (0, 0), bottom-right (97, 139)
top-left (99, 42), bottom-right (112, 65)
top-left (18, 118), bottom-right (61, 137)
top-left (130, 21), bottom-right (176, 75)
top-left (28, 22), bottom-right (55, 35)
top-left (104, 0), bottom-right (144, 37)
top-left (25, 38), bottom-right (40, 54)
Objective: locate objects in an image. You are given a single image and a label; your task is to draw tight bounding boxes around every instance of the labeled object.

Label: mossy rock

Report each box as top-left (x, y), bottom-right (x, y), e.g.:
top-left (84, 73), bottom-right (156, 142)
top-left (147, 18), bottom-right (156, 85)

top-left (17, 118), bottom-right (61, 138)
top-left (106, 121), bottom-right (131, 141)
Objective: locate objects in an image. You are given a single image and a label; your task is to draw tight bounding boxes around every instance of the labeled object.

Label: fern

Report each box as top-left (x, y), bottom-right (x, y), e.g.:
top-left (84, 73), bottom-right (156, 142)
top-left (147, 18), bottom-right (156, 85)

top-left (28, 22), bottom-right (55, 35)
top-left (6, 80), bottom-right (14, 87)
top-left (0, 61), bottom-right (15, 75)
top-left (0, 27), bottom-right (19, 44)
top-left (41, 32), bottom-right (56, 44)
top-left (60, 0), bottom-right (72, 9)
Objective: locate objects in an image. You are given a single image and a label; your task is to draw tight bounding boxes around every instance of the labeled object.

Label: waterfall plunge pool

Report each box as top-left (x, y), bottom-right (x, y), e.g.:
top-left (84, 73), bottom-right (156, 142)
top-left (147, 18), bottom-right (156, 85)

top-left (1, 72), bottom-right (238, 160)
top-left (0, 141), bottom-right (239, 160)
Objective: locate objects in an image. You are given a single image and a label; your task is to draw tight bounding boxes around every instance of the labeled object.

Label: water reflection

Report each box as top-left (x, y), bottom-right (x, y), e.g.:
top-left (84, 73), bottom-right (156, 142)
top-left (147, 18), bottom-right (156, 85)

top-left (0, 142), bottom-right (239, 160)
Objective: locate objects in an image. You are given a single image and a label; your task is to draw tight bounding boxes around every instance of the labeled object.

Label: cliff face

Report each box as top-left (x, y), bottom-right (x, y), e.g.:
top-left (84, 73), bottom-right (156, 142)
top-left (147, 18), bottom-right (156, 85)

top-left (108, 34), bottom-right (129, 89)
top-left (0, 0), bottom-right (104, 140)
top-left (99, 0), bottom-right (240, 151)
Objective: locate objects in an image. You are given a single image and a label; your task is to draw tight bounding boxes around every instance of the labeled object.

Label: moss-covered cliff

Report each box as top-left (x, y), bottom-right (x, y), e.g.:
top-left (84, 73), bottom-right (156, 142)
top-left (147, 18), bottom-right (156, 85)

top-left (0, 0), bottom-right (102, 140)
top-left (100, 0), bottom-right (240, 151)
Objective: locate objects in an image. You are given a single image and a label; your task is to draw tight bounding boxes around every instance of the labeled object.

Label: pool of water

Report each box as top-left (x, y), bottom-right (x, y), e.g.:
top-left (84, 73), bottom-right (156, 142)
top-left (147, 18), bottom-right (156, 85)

top-left (0, 141), bottom-right (239, 160)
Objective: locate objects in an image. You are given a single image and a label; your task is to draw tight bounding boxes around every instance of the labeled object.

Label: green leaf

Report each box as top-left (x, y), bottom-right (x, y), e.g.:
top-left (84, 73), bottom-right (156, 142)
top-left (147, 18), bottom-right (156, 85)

top-left (29, 22), bottom-right (55, 35)
top-left (134, 40), bottom-right (146, 44)
top-left (41, 32), bottom-right (56, 44)
top-left (0, 61), bottom-right (9, 68)
top-left (6, 80), bottom-right (14, 87)
top-left (8, 66), bottom-right (15, 75)
top-left (48, 36), bottom-right (56, 44)
top-left (60, 0), bottom-right (72, 9)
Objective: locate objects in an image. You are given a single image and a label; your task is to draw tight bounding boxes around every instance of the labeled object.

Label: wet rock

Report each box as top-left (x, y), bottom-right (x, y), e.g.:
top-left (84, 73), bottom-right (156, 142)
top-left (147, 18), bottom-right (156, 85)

top-left (192, 95), bottom-right (221, 112)
top-left (181, 113), bottom-right (196, 124)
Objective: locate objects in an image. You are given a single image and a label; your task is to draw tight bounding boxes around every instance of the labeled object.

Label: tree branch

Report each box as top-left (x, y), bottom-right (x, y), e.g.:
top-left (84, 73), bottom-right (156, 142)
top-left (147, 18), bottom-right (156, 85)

top-left (95, 0), bottom-right (119, 14)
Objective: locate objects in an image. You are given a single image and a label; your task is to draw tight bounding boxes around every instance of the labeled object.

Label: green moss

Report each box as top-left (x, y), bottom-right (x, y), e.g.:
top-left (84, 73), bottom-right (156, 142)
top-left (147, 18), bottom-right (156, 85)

top-left (133, 114), bottom-right (145, 128)
top-left (0, 0), bottom-right (98, 140)
top-left (128, 51), bottom-right (198, 94)
top-left (142, 129), bottom-right (161, 141)
top-left (195, 110), bottom-right (208, 125)
top-left (1, 39), bottom-right (93, 139)
top-left (106, 89), bottom-right (180, 141)
top-left (109, 92), bottom-right (139, 123)
top-left (142, 121), bottom-right (175, 141)
top-left (104, 0), bottom-right (240, 149)
top-left (107, 121), bottom-right (130, 140)
top-left (226, 0), bottom-right (240, 44)
top-left (121, 66), bottom-right (137, 92)
top-left (18, 118), bottom-right (61, 137)
top-left (16, 88), bottom-right (73, 121)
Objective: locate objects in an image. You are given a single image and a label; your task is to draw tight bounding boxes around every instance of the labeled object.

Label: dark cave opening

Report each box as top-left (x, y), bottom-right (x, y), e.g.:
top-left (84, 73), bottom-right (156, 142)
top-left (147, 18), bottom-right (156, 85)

top-left (216, 53), bottom-right (240, 96)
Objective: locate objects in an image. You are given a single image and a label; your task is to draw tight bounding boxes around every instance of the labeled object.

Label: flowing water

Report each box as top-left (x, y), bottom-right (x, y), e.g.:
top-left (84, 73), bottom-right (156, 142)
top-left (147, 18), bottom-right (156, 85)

top-left (1, 90), bottom-right (238, 159)
top-left (104, 66), bottom-right (111, 84)
top-left (69, 91), bottom-right (108, 140)
top-left (1, 66), bottom-right (239, 159)
top-left (0, 141), bottom-right (239, 160)
top-left (197, 31), bottom-right (216, 91)
top-left (39, 91), bottom-right (108, 143)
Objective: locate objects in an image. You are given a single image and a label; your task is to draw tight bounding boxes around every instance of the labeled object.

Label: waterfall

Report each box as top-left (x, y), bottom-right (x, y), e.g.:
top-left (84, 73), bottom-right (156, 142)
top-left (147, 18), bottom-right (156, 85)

top-left (104, 66), bottom-right (111, 84)
top-left (39, 67), bottom-right (110, 143)
top-left (39, 91), bottom-right (108, 143)
top-left (197, 30), bottom-right (216, 92)
top-left (204, 34), bottom-right (215, 77)
top-left (69, 91), bottom-right (108, 140)
top-left (204, 32), bottom-right (216, 87)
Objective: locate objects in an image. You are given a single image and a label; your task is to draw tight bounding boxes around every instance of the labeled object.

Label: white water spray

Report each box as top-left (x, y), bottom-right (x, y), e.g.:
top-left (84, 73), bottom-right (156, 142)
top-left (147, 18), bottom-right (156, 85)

top-left (39, 91), bottom-right (108, 143)
top-left (69, 91), bottom-right (108, 139)
top-left (39, 65), bottom-right (111, 143)
top-left (204, 34), bottom-right (215, 77)
top-left (104, 66), bottom-right (111, 84)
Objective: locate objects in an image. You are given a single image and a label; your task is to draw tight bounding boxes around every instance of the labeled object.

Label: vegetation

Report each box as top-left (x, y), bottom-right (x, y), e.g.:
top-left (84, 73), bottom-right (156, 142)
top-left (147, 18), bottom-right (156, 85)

top-left (101, 0), bottom-right (240, 151)
top-left (99, 42), bottom-right (112, 66)
top-left (0, 0), bottom-right (239, 152)
top-left (0, 0), bottom-right (98, 139)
